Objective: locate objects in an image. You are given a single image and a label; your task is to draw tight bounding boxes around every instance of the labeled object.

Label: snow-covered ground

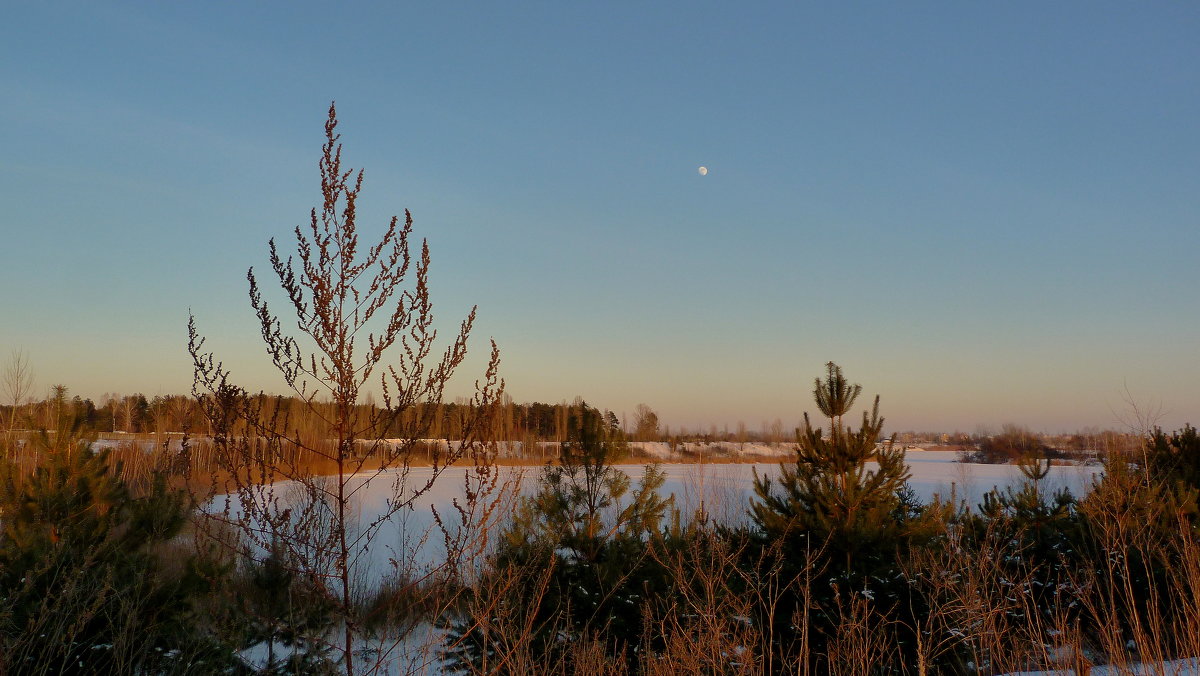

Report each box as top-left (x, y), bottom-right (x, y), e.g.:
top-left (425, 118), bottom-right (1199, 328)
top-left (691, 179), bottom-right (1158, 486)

top-left (629, 440), bottom-right (795, 460)
top-left (91, 435), bottom-right (186, 452)
top-left (1003, 657), bottom-right (1200, 675)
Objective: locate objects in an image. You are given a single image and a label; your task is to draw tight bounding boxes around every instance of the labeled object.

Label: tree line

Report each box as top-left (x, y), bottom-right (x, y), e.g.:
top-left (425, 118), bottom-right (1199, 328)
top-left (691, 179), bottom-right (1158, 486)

top-left (1, 387), bottom-right (1142, 464)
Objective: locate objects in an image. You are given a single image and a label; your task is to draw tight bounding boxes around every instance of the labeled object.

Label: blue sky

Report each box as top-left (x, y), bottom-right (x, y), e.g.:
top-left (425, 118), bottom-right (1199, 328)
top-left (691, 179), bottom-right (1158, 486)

top-left (2, 2), bottom-right (1197, 433)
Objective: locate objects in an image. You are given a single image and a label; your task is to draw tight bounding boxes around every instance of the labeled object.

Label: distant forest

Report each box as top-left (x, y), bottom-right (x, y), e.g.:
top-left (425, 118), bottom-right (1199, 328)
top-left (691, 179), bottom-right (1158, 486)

top-left (0, 388), bottom-right (1143, 462)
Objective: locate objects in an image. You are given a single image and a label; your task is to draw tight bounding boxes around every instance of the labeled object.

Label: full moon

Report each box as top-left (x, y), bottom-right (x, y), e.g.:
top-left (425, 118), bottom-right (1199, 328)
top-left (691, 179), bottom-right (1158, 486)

top-left (698, 166), bottom-right (708, 176)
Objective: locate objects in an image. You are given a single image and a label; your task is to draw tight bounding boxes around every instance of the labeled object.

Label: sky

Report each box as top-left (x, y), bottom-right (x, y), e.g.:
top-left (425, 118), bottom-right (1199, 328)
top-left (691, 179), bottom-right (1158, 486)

top-left (2, 2), bottom-right (1198, 434)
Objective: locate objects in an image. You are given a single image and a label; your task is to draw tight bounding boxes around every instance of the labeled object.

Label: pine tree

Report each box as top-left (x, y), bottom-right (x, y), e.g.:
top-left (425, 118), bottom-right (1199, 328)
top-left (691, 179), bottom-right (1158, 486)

top-left (751, 362), bottom-right (914, 576)
top-left (443, 402), bottom-right (673, 673)
top-left (1146, 424), bottom-right (1200, 492)
top-left (238, 538), bottom-right (340, 674)
top-left (967, 456), bottom-right (1081, 636)
top-left (749, 362), bottom-right (936, 667)
top-left (0, 412), bottom-right (234, 674)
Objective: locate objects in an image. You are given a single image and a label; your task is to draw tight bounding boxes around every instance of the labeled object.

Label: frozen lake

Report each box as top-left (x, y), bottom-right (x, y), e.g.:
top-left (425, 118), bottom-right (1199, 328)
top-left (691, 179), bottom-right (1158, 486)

top-left (216, 450), bottom-right (1103, 578)
top-left (219, 451), bottom-right (1105, 673)
top-left (646, 450), bottom-right (1101, 525)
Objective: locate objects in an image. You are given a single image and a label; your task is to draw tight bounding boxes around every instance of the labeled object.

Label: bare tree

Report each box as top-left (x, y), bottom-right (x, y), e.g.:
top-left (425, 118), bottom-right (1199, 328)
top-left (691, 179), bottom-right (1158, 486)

top-left (117, 395), bottom-right (138, 433)
top-left (1111, 380), bottom-right (1166, 437)
top-left (190, 103), bottom-right (504, 674)
top-left (633, 403), bottom-right (659, 442)
top-left (3, 349), bottom-right (33, 434)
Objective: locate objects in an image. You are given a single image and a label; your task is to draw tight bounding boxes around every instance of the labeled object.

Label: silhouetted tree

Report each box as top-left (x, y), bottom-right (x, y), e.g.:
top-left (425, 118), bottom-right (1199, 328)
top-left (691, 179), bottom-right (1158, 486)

top-left (750, 362), bottom-right (939, 668)
top-left (190, 103), bottom-right (503, 675)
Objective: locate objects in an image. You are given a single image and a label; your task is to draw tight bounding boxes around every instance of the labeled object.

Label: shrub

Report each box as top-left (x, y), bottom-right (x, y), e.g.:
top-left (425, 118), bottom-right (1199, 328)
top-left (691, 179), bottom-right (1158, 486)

top-left (0, 414), bottom-right (235, 674)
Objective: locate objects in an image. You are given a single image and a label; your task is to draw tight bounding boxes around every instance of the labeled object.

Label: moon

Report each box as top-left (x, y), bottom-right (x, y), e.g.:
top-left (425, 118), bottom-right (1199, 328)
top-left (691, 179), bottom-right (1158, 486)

top-left (698, 166), bottom-right (708, 176)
